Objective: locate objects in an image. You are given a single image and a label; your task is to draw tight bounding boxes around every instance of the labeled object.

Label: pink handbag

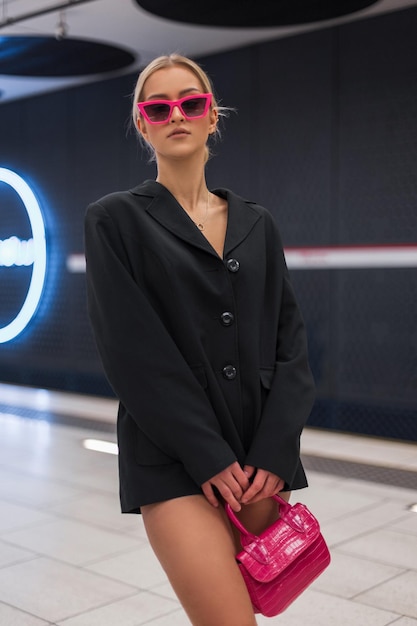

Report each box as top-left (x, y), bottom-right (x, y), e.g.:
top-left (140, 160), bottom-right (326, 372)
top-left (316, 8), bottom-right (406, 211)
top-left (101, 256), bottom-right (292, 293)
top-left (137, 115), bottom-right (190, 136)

top-left (225, 494), bottom-right (331, 617)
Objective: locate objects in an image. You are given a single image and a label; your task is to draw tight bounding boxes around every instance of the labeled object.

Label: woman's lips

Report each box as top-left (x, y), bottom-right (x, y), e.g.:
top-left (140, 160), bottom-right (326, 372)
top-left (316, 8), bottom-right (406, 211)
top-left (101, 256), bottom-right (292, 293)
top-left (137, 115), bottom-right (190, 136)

top-left (168, 128), bottom-right (190, 137)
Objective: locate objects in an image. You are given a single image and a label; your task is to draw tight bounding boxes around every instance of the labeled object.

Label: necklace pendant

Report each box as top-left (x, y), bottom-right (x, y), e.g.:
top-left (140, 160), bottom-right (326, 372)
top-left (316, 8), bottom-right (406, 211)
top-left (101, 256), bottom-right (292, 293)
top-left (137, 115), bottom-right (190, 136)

top-left (197, 223), bottom-right (204, 230)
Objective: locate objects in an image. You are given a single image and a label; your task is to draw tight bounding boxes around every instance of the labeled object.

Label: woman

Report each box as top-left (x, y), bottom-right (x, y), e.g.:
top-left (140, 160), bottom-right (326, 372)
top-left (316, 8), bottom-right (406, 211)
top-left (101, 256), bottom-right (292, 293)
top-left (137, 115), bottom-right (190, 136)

top-left (84, 54), bottom-right (315, 626)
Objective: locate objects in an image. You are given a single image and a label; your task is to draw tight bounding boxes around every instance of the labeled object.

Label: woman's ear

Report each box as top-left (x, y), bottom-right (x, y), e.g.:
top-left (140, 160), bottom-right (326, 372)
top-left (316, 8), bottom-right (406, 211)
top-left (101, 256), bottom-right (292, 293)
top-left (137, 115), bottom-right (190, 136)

top-left (208, 108), bottom-right (218, 135)
top-left (137, 116), bottom-right (148, 141)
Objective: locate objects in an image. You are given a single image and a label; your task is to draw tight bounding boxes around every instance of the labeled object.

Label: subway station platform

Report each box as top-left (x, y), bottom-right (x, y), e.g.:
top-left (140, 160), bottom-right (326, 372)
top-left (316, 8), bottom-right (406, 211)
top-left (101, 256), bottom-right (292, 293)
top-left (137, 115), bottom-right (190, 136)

top-left (0, 382), bottom-right (416, 625)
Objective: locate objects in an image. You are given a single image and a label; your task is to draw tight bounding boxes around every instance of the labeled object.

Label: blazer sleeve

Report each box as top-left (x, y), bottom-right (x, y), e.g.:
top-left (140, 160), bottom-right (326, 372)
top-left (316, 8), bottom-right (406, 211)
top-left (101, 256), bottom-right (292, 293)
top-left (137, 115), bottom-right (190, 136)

top-left (245, 225), bottom-right (316, 487)
top-left (84, 201), bottom-right (237, 486)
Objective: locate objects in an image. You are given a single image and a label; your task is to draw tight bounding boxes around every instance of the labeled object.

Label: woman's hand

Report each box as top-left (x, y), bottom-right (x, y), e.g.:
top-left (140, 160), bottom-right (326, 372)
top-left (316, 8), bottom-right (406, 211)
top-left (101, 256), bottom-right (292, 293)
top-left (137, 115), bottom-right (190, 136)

top-left (201, 461), bottom-right (250, 512)
top-left (240, 465), bottom-right (285, 505)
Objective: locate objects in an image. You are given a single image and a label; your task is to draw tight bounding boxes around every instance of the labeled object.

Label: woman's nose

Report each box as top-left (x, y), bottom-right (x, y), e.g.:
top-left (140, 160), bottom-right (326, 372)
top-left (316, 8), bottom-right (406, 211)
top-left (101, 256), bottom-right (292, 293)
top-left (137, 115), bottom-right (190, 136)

top-left (170, 105), bottom-right (184, 122)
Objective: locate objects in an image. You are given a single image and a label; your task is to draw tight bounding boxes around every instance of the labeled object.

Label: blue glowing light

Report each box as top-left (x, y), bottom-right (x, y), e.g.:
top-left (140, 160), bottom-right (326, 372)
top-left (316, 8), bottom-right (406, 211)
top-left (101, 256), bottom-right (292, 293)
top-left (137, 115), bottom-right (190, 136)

top-left (0, 167), bottom-right (47, 343)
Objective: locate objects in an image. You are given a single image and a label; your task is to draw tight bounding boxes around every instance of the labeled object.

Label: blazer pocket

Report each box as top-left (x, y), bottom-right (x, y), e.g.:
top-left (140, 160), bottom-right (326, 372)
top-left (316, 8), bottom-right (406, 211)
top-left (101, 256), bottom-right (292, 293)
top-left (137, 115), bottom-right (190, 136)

top-left (135, 427), bottom-right (176, 466)
top-left (260, 366), bottom-right (275, 390)
top-left (260, 366), bottom-right (275, 410)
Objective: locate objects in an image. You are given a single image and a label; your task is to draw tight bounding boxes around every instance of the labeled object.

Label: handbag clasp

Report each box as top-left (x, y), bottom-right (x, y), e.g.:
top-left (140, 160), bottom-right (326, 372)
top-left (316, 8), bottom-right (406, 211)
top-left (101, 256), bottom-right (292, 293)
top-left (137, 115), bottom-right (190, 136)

top-left (243, 537), bottom-right (272, 565)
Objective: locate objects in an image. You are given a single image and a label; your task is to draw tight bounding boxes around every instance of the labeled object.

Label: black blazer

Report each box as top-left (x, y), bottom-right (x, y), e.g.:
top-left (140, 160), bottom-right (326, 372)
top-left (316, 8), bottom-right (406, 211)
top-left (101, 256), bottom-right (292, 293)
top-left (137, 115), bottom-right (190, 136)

top-left (84, 180), bottom-right (315, 513)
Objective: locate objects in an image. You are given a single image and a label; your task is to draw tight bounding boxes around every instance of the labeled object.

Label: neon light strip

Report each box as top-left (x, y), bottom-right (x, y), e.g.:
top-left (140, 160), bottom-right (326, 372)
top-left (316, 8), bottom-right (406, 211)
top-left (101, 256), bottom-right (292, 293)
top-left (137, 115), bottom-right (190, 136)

top-left (82, 439), bottom-right (118, 455)
top-left (67, 245), bottom-right (417, 273)
top-left (0, 237), bottom-right (34, 267)
top-left (67, 254), bottom-right (86, 273)
top-left (0, 168), bottom-right (47, 343)
top-left (284, 245), bottom-right (417, 269)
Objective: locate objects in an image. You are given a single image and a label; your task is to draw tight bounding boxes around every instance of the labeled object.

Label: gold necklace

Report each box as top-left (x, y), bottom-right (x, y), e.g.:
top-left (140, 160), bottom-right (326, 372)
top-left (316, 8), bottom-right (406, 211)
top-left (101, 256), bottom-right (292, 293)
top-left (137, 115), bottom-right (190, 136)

top-left (196, 191), bottom-right (210, 231)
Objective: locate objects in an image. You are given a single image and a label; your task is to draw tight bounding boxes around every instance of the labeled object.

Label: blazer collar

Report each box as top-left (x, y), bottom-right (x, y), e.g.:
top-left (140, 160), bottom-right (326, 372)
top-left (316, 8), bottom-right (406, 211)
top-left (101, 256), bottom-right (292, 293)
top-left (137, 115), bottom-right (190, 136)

top-left (130, 180), bottom-right (261, 258)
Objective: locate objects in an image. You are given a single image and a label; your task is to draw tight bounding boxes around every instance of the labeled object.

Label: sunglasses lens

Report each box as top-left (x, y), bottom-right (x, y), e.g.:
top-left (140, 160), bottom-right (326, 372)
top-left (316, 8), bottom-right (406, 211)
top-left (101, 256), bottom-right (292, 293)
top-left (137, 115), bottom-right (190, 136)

top-left (143, 103), bottom-right (171, 122)
top-left (181, 97), bottom-right (207, 118)
top-left (139, 94), bottom-right (210, 123)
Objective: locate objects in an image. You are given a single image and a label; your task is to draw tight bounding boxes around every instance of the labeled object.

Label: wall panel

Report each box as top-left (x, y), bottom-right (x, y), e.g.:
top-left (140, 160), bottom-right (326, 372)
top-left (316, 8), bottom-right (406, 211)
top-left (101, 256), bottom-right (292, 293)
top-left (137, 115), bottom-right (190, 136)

top-left (0, 7), bottom-right (416, 439)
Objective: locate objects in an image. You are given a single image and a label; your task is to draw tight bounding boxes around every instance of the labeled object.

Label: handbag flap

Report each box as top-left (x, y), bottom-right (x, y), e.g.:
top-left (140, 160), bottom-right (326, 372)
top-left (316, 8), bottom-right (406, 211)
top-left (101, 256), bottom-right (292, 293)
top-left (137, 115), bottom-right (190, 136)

top-left (237, 503), bottom-right (322, 583)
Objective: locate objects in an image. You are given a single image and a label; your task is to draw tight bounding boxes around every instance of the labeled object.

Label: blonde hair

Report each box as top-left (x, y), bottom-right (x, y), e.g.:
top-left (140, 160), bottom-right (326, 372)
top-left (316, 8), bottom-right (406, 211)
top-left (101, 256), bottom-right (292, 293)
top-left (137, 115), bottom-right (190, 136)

top-left (131, 54), bottom-right (227, 162)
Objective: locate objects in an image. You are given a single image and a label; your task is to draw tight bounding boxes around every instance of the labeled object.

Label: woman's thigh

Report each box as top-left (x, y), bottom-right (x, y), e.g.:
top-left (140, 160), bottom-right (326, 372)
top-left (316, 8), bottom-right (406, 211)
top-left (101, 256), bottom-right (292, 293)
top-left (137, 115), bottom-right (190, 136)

top-left (141, 495), bottom-right (257, 626)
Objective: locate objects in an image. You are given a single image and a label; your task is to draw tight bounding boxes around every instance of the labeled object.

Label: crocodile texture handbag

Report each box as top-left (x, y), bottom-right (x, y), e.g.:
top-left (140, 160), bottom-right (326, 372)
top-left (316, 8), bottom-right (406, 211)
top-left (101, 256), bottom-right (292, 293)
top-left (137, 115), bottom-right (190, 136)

top-left (225, 494), bottom-right (331, 617)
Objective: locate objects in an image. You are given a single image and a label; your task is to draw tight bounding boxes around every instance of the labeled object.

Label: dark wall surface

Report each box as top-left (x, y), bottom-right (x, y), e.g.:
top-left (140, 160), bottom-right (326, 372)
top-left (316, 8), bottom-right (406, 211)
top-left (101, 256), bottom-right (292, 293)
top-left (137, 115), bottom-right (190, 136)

top-left (1, 6), bottom-right (416, 440)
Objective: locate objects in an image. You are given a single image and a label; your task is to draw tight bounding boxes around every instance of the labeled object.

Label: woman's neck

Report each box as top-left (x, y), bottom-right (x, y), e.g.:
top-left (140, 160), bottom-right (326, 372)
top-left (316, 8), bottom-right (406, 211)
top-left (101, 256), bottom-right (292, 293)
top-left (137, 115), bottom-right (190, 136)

top-left (156, 156), bottom-right (208, 212)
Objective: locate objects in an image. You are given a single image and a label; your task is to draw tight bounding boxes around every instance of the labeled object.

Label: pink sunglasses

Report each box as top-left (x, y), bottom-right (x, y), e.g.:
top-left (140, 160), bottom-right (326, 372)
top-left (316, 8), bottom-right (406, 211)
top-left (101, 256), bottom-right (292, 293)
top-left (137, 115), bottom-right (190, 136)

top-left (137, 93), bottom-right (212, 124)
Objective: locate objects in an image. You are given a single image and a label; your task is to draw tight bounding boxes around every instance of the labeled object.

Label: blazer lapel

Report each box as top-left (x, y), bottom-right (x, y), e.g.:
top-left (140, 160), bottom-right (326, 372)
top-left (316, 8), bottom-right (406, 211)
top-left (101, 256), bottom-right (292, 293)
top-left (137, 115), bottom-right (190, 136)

top-left (214, 188), bottom-right (261, 258)
top-left (130, 181), bottom-right (261, 259)
top-left (131, 180), bottom-right (217, 257)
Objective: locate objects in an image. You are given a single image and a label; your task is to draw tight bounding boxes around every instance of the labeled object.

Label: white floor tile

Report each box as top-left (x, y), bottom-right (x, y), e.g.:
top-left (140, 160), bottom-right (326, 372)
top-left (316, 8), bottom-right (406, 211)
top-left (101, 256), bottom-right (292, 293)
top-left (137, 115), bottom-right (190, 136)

top-left (0, 382), bottom-right (117, 422)
top-left (340, 478), bottom-right (417, 503)
top-left (0, 499), bottom-right (54, 533)
top-left (302, 470), bottom-right (343, 488)
top-left (311, 551), bottom-right (404, 598)
top-left (2, 446), bottom-right (119, 494)
top-left (0, 602), bottom-right (49, 625)
top-left (321, 499), bottom-right (411, 546)
top-left (405, 459), bottom-right (417, 471)
top-left (0, 415), bottom-right (118, 492)
top-left (0, 539), bottom-right (36, 568)
top-left (151, 581), bottom-right (180, 602)
top-left (0, 403), bottom-right (416, 625)
top-left (355, 571), bottom-right (417, 618)
top-left (389, 512), bottom-right (417, 536)
top-left (256, 588), bottom-right (398, 625)
top-left (138, 608), bottom-right (190, 625)
top-left (0, 469), bottom-right (84, 508)
top-left (3, 518), bottom-right (143, 566)
top-left (338, 529), bottom-right (417, 571)
top-left (50, 492), bottom-right (145, 537)
top-left (302, 429), bottom-right (417, 471)
top-left (0, 557), bottom-right (136, 622)
top-left (87, 543), bottom-right (168, 589)
top-left (55, 591), bottom-right (180, 625)
top-left (294, 480), bottom-right (382, 523)
top-left (63, 461), bottom-right (119, 493)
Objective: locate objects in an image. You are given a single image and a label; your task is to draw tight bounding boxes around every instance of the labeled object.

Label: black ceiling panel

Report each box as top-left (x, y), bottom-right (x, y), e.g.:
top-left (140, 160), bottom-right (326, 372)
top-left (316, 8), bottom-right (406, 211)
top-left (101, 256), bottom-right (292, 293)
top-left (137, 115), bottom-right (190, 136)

top-left (134, 0), bottom-right (380, 27)
top-left (0, 36), bottom-right (135, 77)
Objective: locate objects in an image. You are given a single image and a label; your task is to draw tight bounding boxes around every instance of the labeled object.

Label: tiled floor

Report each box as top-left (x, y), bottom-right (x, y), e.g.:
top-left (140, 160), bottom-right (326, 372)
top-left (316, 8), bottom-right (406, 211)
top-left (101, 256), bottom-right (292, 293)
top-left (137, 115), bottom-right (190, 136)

top-left (0, 383), bottom-right (416, 625)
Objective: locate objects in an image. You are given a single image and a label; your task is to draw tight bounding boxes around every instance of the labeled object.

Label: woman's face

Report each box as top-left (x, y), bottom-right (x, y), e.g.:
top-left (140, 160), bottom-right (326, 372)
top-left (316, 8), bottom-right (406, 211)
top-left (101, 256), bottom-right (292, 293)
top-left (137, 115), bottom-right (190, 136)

top-left (137, 65), bottom-right (217, 163)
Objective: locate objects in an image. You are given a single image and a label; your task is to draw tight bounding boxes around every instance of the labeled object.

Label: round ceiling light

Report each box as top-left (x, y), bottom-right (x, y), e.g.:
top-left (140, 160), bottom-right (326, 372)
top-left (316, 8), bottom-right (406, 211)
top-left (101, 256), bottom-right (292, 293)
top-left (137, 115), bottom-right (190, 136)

top-left (134, 0), bottom-right (380, 27)
top-left (0, 36), bottom-right (135, 77)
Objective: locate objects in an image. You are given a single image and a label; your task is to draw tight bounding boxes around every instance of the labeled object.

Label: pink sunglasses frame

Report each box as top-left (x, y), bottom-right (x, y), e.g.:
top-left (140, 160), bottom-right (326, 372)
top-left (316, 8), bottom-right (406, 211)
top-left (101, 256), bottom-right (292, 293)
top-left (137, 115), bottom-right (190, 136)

top-left (137, 93), bottom-right (212, 124)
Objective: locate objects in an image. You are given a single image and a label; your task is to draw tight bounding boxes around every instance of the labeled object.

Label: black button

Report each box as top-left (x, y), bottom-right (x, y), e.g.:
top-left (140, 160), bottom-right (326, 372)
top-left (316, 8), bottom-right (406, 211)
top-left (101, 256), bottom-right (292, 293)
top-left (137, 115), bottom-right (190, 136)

top-left (220, 311), bottom-right (234, 326)
top-left (222, 365), bottom-right (237, 380)
top-left (226, 258), bottom-right (240, 273)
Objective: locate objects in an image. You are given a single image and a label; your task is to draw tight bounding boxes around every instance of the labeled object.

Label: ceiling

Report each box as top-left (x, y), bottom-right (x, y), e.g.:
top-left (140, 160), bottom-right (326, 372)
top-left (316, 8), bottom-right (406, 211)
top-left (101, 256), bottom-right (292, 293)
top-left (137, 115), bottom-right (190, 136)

top-left (1, 0), bottom-right (417, 104)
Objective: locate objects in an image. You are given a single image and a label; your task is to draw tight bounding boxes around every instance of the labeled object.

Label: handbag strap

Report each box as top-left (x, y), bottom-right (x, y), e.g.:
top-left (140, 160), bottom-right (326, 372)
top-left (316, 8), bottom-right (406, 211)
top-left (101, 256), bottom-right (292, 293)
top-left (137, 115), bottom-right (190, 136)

top-left (225, 494), bottom-right (292, 538)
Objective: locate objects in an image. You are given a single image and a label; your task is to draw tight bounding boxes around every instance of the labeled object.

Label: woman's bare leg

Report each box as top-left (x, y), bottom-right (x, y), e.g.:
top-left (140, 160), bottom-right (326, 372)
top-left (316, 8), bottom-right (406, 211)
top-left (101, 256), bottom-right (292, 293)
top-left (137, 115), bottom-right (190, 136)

top-left (141, 495), bottom-right (257, 626)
